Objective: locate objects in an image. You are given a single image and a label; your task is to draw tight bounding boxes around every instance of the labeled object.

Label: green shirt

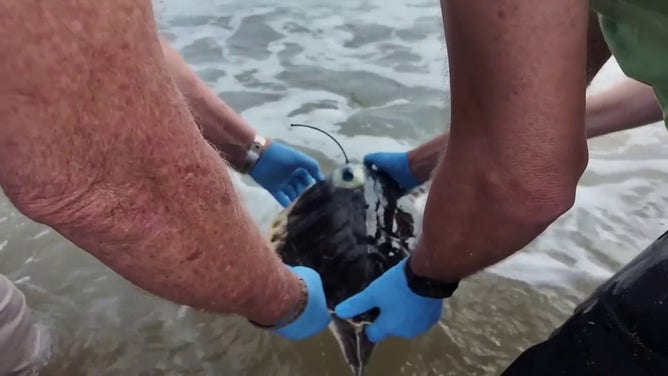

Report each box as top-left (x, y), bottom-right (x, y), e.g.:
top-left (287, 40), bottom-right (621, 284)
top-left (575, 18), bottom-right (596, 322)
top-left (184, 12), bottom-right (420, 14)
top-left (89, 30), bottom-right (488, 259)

top-left (590, 0), bottom-right (668, 127)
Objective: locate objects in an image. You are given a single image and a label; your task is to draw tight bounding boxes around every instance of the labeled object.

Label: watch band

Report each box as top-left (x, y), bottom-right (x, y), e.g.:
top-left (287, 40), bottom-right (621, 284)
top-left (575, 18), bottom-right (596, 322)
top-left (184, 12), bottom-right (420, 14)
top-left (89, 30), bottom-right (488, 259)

top-left (248, 276), bottom-right (309, 330)
top-left (404, 256), bottom-right (460, 299)
top-left (239, 134), bottom-right (267, 174)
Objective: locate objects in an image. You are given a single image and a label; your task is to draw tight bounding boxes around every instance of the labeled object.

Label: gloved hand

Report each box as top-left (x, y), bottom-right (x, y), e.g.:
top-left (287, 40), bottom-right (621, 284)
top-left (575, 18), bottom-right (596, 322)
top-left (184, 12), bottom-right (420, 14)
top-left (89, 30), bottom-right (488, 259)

top-left (364, 152), bottom-right (420, 192)
top-left (334, 258), bottom-right (444, 343)
top-left (273, 266), bottom-right (332, 340)
top-left (250, 141), bottom-right (324, 207)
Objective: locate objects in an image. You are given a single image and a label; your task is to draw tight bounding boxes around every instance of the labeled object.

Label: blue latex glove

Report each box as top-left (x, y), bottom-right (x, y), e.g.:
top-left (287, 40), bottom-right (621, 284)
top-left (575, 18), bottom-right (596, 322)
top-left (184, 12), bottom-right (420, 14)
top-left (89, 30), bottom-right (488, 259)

top-left (364, 152), bottom-right (420, 192)
top-left (334, 258), bottom-right (443, 343)
top-left (273, 266), bottom-right (332, 340)
top-left (250, 141), bottom-right (324, 207)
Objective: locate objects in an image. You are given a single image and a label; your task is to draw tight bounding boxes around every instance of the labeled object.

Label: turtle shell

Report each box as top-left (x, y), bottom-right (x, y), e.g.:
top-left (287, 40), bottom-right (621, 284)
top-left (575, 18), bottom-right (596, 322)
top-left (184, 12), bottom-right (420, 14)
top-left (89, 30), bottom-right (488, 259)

top-left (269, 163), bottom-right (419, 323)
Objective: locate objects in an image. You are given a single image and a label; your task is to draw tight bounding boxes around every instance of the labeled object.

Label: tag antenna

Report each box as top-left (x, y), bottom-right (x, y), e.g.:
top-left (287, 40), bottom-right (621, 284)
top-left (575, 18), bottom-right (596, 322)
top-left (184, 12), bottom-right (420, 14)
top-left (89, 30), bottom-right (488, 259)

top-left (290, 123), bottom-right (349, 164)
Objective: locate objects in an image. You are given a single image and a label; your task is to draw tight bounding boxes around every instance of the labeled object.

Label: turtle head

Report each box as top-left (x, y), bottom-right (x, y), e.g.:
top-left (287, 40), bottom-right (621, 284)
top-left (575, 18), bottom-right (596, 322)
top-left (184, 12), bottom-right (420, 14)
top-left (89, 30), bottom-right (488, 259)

top-left (331, 163), bottom-right (366, 189)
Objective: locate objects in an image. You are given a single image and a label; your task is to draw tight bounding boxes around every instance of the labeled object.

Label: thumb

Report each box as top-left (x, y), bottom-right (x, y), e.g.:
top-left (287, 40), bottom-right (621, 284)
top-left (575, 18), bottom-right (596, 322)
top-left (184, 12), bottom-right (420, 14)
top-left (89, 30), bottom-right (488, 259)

top-left (365, 317), bottom-right (390, 343)
top-left (334, 291), bottom-right (376, 320)
top-left (363, 152), bottom-right (384, 168)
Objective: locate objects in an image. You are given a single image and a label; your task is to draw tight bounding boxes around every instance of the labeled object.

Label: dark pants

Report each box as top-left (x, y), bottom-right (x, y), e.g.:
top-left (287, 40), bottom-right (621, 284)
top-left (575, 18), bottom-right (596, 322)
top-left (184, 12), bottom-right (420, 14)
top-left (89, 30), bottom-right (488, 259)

top-left (503, 230), bottom-right (668, 376)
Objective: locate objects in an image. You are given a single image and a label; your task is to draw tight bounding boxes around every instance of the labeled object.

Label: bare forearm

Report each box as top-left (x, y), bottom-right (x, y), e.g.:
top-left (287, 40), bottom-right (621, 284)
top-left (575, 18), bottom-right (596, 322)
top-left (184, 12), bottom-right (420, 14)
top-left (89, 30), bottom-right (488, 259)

top-left (410, 0), bottom-right (588, 281)
top-left (0, 0), bottom-right (297, 324)
top-left (406, 134), bottom-right (448, 183)
top-left (586, 78), bottom-right (663, 138)
top-left (159, 37), bottom-right (262, 171)
top-left (408, 79), bottom-right (661, 184)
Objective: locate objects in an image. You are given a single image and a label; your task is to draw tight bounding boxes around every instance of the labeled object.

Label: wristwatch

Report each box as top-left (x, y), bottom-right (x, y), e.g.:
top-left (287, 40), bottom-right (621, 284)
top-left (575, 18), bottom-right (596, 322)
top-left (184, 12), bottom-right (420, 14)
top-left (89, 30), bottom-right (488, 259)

top-left (239, 134), bottom-right (267, 174)
top-left (404, 256), bottom-right (460, 299)
top-left (248, 276), bottom-right (309, 330)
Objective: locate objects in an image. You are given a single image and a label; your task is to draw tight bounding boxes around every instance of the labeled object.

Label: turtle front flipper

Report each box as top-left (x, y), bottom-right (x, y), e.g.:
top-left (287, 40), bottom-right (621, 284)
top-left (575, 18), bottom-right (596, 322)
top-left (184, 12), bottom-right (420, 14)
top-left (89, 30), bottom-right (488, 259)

top-left (267, 180), bottom-right (330, 256)
top-left (268, 209), bottom-right (289, 251)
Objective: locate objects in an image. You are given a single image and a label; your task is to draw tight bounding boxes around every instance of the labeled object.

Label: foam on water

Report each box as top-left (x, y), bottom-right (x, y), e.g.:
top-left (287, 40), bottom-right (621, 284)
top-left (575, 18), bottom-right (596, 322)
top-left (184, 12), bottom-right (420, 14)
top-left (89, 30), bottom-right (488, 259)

top-left (0, 1), bottom-right (667, 375)
top-left (155, 2), bottom-right (668, 366)
top-left (477, 58), bottom-right (668, 289)
top-left (157, 0), bottom-right (448, 151)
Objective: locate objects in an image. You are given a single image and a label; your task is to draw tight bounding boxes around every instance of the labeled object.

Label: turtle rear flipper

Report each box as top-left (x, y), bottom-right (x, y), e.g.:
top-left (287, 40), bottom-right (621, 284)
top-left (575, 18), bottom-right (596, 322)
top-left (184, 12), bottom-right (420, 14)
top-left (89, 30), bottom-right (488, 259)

top-left (329, 316), bottom-right (375, 376)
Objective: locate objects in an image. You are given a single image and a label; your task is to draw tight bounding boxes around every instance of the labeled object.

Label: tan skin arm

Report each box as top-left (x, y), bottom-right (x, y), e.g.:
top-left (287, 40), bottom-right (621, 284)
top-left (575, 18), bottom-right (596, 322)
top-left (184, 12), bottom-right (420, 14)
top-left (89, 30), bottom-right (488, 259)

top-left (586, 78), bottom-right (663, 138)
top-left (159, 37), bottom-right (275, 171)
top-left (0, 0), bottom-right (299, 325)
top-left (407, 10), bottom-right (617, 184)
top-left (406, 78), bottom-right (663, 184)
top-left (409, 0), bottom-right (589, 281)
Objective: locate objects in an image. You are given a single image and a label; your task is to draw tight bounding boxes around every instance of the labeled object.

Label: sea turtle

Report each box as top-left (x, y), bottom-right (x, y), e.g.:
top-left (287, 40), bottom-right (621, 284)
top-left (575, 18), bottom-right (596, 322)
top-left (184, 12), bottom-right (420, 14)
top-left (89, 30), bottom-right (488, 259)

top-left (268, 147), bottom-right (426, 375)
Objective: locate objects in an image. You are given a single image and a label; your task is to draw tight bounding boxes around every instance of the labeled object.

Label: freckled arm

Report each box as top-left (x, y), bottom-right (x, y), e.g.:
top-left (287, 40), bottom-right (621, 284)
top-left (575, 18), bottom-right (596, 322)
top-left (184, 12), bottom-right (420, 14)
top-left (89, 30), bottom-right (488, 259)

top-left (158, 37), bottom-right (276, 171)
top-left (0, 0), bottom-right (299, 325)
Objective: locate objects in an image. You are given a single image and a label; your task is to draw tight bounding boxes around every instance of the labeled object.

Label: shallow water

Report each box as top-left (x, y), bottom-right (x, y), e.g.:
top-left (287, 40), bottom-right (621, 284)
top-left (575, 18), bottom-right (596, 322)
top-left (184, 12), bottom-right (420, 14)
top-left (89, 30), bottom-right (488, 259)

top-left (2, 1), bottom-right (668, 375)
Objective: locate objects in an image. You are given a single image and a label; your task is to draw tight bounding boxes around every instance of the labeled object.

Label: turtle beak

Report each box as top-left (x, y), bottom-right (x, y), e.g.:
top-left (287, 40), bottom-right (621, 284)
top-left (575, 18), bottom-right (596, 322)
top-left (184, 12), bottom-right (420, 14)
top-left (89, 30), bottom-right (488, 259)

top-left (329, 317), bottom-right (375, 376)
